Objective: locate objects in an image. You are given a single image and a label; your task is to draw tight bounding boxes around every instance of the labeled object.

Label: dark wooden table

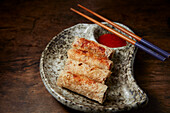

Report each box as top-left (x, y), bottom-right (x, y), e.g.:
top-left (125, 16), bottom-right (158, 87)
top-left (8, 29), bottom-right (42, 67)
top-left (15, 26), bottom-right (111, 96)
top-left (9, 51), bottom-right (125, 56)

top-left (0, 0), bottom-right (169, 113)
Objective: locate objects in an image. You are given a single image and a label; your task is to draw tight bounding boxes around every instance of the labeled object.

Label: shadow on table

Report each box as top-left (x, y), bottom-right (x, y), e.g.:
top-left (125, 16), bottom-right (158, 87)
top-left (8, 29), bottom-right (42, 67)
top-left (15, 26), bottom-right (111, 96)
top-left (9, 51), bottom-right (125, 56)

top-left (57, 93), bottom-right (163, 113)
top-left (119, 93), bottom-right (163, 113)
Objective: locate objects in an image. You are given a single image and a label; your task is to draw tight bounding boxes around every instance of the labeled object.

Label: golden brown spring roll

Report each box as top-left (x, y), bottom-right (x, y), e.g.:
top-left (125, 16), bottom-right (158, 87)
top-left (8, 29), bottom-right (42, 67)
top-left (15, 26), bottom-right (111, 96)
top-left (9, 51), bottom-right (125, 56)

top-left (72, 37), bottom-right (115, 59)
top-left (56, 71), bottom-right (108, 104)
top-left (67, 48), bottom-right (113, 70)
top-left (64, 59), bottom-right (112, 84)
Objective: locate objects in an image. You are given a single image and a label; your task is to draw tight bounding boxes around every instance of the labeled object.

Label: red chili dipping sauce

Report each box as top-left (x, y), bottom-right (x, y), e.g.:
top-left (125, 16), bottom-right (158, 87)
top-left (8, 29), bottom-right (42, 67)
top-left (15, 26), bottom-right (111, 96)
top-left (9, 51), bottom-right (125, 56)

top-left (98, 34), bottom-right (126, 48)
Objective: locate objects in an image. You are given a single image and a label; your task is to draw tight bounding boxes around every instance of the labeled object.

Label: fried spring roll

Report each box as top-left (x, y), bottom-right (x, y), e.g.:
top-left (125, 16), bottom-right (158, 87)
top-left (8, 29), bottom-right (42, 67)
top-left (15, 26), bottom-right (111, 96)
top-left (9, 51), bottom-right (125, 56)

top-left (67, 49), bottom-right (113, 70)
top-left (56, 71), bottom-right (108, 104)
top-left (72, 37), bottom-right (115, 59)
top-left (64, 59), bottom-right (112, 84)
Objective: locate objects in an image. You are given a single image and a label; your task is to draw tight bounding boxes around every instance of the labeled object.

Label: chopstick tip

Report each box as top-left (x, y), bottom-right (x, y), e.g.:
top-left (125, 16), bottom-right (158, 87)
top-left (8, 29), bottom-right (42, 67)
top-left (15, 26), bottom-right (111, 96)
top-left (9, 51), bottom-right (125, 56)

top-left (70, 8), bottom-right (73, 11)
top-left (70, 8), bottom-right (77, 13)
top-left (78, 4), bottom-right (83, 8)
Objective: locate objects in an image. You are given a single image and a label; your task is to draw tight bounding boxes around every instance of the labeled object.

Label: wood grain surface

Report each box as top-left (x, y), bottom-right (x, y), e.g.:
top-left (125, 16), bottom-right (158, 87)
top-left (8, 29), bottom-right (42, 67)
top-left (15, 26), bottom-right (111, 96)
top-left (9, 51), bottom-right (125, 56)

top-left (0, 0), bottom-right (169, 113)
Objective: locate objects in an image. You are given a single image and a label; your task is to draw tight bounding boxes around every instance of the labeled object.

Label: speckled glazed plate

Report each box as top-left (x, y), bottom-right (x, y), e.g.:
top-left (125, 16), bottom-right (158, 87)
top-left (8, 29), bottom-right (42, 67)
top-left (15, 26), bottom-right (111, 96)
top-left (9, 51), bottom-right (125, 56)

top-left (40, 22), bottom-right (148, 113)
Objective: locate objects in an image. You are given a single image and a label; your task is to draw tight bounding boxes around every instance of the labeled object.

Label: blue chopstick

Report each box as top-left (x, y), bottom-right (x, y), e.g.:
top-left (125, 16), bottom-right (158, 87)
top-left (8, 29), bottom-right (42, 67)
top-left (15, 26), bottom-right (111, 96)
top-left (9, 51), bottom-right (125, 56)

top-left (140, 38), bottom-right (170, 58)
top-left (135, 41), bottom-right (166, 61)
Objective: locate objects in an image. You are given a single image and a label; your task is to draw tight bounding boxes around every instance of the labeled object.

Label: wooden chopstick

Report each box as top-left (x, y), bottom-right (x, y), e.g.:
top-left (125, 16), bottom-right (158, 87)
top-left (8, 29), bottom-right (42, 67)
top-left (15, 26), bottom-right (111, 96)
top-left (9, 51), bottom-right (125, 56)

top-left (70, 8), bottom-right (136, 45)
top-left (70, 7), bottom-right (166, 61)
top-left (77, 4), bottom-right (141, 41)
top-left (77, 4), bottom-right (170, 58)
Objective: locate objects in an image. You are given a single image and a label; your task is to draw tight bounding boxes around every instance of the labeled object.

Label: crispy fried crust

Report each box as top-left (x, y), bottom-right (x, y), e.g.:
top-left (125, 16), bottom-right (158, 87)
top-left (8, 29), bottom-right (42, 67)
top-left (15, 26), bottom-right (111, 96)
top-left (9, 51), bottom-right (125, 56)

top-left (67, 48), bottom-right (113, 70)
top-left (56, 71), bottom-right (108, 104)
top-left (64, 59), bottom-right (112, 84)
top-left (72, 37), bottom-right (115, 59)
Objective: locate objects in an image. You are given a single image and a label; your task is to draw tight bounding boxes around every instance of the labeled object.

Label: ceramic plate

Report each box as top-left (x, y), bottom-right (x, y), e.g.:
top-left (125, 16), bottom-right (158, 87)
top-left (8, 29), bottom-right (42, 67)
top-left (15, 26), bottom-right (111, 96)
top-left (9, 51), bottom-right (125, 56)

top-left (40, 22), bottom-right (148, 113)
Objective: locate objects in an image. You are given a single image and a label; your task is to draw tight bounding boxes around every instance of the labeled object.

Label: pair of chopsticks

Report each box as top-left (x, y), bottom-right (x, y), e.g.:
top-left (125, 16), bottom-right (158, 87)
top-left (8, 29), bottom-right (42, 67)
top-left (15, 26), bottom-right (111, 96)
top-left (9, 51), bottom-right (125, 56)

top-left (70, 4), bottom-right (170, 61)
